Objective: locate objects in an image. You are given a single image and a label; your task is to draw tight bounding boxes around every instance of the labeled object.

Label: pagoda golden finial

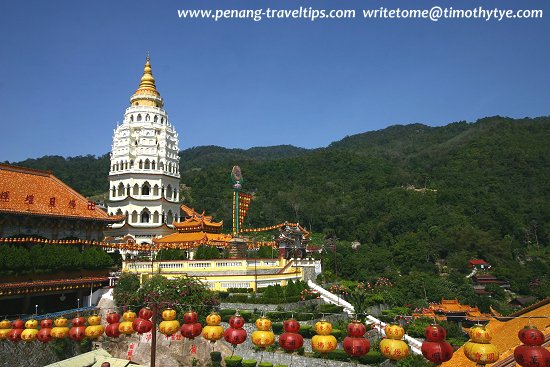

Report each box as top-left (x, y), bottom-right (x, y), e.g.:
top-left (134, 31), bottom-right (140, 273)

top-left (138, 55), bottom-right (157, 92)
top-left (130, 53), bottom-right (163, 107)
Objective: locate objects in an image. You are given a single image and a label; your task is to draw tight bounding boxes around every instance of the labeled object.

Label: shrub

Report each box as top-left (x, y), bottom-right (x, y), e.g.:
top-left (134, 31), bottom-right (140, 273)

top-left (258, 363), bottom-right (273, 367)
top-left (272, 322), bottom-right (283, 334)
top-left (210, 351), bottom-right (222, 362)
top-left (326, 349), bottom-right (350, 362)
top-left (357, 350), bottom-right (386, 364)
top-left (298, 324), bottom-right (315, 338)
top-left (242, 360), bottom-right (257, 367)
top-left (331, 329), bottom-right (346, 341)
top-left (227, 294), bottom-right (250, 303)
top-left (224, 356), bottom-right (243, 367)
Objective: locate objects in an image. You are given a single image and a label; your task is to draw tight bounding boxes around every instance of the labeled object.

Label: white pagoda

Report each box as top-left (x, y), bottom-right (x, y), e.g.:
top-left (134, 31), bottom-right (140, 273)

top-left (105, 56), bottom-right (181, 244)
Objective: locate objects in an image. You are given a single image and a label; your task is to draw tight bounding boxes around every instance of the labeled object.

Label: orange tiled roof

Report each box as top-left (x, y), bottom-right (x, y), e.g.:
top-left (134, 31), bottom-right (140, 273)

top-left (173, 216), bottom-right (223, 231)
top-left (174, 204), bottom-right (223, 232)
top-left (441, 298), bottom-right (550, 367)
top-left (153, 231), bottom-right (232, 247)
top-left (431, 299), bottom-right (471, 313)
top-left (0, 164), bottom-right (123, 222)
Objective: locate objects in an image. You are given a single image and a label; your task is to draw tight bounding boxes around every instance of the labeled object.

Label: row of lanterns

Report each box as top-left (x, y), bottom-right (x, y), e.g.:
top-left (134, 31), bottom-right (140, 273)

top-left (1, 309), bottom-right (548, 366)
top-left (0, 315), bottom-right (104, 343)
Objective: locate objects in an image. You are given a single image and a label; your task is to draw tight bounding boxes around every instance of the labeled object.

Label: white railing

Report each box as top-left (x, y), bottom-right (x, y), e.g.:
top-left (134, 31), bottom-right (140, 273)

top-left (308, 280), bottom-right (422, 355)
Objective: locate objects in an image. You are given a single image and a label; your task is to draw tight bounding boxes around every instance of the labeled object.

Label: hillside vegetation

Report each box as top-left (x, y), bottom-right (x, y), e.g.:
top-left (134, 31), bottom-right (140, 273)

top-left (10, 116), bottom-right (550, 301)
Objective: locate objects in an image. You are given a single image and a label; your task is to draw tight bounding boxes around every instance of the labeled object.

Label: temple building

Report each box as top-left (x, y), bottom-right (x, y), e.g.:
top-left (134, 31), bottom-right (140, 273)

top-left (123, 204), bottom-right (321, 291)
top-left (153, 204), bottom-right (232, 256)
top-left (0, 164), bottom-right (123, 314)
top-left (105, 56), bottom-right (181, 244)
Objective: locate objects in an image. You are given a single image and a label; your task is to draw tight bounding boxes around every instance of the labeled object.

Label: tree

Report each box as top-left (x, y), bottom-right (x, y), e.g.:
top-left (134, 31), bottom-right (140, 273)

top-left (113, 273), bottom-right (141, 306)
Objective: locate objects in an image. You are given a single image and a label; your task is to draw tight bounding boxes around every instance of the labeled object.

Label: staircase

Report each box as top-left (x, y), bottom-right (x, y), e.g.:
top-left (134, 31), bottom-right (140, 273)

top-left (308, 280), bottom-right (423, 355)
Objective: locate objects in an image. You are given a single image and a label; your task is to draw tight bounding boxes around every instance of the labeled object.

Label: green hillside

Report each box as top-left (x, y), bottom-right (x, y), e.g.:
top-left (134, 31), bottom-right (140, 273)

top-left (9, 116), bottom-right (550, 301)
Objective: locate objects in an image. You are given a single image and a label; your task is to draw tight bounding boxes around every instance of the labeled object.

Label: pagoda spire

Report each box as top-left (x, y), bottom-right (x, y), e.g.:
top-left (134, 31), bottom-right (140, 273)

top-left (130, 54), bottom-right (163, 107)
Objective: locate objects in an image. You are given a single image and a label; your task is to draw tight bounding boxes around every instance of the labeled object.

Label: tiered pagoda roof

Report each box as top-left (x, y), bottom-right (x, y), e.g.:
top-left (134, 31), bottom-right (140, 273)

top-left (153, 204), bottom-right (231, 248)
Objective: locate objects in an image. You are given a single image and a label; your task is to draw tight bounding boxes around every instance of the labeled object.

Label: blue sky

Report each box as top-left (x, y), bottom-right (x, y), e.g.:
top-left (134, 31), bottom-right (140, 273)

top-left (1, 0), bottom-right (549, 162)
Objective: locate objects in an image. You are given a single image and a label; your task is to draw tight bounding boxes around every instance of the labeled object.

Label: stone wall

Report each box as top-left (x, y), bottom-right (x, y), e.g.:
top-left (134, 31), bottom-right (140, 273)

top-left (237, 350), bottom-right (377, 367)
top-left (220, 298), bottom-right (323, 312)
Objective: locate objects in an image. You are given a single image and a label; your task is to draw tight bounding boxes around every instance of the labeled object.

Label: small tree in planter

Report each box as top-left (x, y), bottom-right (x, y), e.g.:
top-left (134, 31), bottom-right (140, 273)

top-left (210, 351), bottom-right (222, 367)
top-left (224, 355), bottom-right (243, 367)
top-left (242, 360), bottom-right (257, 367)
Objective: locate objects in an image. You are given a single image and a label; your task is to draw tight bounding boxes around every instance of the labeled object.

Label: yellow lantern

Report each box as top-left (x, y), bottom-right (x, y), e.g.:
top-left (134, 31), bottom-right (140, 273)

top-left (24, 319), bottom-right (38, 329)
top-left (21, 319), bottom-right (38, 341)
top-left (252, 330), bottom-right (275, 349)
top-left (379, 338), bottom-right (410, 360)
top-left (384, 324), bottom-right (405, 339)
top-left (202, 312), bottom-right (224, 343)
top-left (162, 308), bottom-right (177, 321)
top-left (51, 328), bottom-right (69, 339)
top-left (464, 324), bottom-right (499, 366)
top-left (118, 321), bottom-right (134, 335)
top-left (206, 312), bottom-right (222, 326)
top-left (160, 320), bottom-right (180, 336)
top-left (468, 325), bottom-right (492, 343)
top-left (0, 319), bottom-right (11, 329)
top-left (87, 315), bottom-right (101, 326)
top-left (54, 317), bottom-right (68, 327)
top-left (311, 320), bottom-right (337, 354)
top-left (122, 310), bottom-right (136, 322)
top-left (0, 320), bottom-right (11, 340)
top-left (85, 317), bottom-right (104, 340)
top-left (380, 323), bottom-right (409, 361)
top-left (158, 307), bottom-right (179, 336)
top-left (255, 317), bottom-right (272, 331)
top-left (252, 317), bottom-right (275, 349)
top-left (314, 320), bottom-right (333, 335)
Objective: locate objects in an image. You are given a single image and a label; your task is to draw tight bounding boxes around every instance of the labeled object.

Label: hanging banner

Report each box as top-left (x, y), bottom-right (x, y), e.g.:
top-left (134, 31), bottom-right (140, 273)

top-left (238, 193), bottom-right (252, 229)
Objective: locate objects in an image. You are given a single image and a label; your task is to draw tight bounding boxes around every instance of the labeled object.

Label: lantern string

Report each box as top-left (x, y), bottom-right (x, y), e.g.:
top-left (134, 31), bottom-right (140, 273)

top-left (4, 303), bottom-right (550, 323)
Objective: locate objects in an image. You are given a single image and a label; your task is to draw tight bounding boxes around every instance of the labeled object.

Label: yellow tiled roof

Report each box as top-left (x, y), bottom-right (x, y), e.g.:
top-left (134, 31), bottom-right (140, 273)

top-left (441, 299), bottom-right (550, 367)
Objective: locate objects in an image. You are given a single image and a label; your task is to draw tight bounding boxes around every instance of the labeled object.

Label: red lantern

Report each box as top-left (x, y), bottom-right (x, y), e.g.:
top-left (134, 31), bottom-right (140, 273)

top-left (422, 341), bottom-right (454, 364)
top-left (105, 323), bottom-right (121, 338)
top-left (8, 328), bottom-right (23, 342)
top-left (514, 345), bottom-right (550, 367)
top-left (514, 325), bottom-right (550, 367)
top-left (283, 319), bottom-right (300, 333)
top-left (224, 327), bottom-right (247, 346)
top-left (71, 317), bottom-right (86, 327)
top-left (37, 328), bottom-right (52, 343)
top-left (106, 313), bottom-right (120, 324)
top-left (347, 321), bottom-right (366, 338)
top-left (224, 312), bottom-right (247, 347)
top-left (279, 332), bottom-right (304, 352)
top-left (132, 318), bottom-right (153, 334)
top-left (40, 319), bottom-right (53, 329)
top-left (138, 308), bottom-right (153, 320)
top-left (518, 326), bottom-right (545, 346)
top-left (229, 314), bottom-right (245, 329)
top-left (181, 323), bottom-right (203, 340)
top-left (12, 319), bottom-right (24, 329)
top-left (343, 336), bottom-right (371, 357)
top-left (424, 324), bottom-right (447, 342)
top-left (183, 310), bottom-right (199, 324)
top-left (421, 324), bottom-right (453, 364)
top-left (343, 320), bottom-right (370, 358)
top-left (69, 326), bottom-right (86, 341)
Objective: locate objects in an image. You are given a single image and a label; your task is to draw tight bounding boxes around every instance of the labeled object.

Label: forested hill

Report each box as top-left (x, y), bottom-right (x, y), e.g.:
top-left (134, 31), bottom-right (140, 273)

top-left (8, 115), bottom-right (550, 300)
top-left (9, 116), bottom-right (550, 274)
